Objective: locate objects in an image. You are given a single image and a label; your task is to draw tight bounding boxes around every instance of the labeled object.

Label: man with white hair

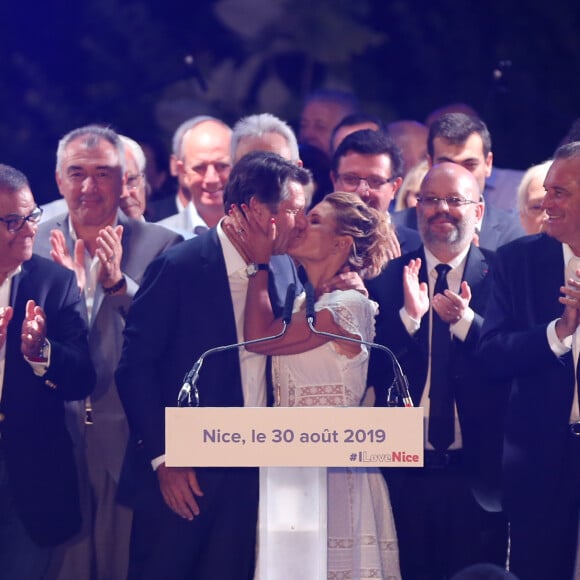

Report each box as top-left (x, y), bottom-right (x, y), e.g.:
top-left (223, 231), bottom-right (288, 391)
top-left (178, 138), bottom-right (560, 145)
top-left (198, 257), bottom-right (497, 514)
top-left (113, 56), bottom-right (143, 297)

top-left (231, 112), bottom-right (301, 164)
top-left (119, 135), bottom-right (148, 221)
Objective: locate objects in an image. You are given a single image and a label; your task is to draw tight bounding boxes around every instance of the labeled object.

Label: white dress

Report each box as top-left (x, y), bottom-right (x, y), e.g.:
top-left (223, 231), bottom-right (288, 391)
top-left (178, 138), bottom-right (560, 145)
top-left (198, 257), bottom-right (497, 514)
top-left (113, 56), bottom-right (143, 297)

top-left (272, 290), bottom-right (401, 580)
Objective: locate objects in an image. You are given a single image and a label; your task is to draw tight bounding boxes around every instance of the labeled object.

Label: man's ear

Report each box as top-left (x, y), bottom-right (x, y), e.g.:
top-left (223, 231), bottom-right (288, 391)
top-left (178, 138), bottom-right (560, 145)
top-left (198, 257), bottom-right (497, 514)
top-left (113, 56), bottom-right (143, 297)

top-left (169, 154), bottom-right (180, 177)
top-left (330, 171), bottom-right (339, 189)
top-left (485, 152), bottom-right (493, 178)
top-left (248, 196), bottom-right (266, 218)
top-left (55, 171), bottom-right (64, 196)
top-left (391, 176), bottom-right (403, 195)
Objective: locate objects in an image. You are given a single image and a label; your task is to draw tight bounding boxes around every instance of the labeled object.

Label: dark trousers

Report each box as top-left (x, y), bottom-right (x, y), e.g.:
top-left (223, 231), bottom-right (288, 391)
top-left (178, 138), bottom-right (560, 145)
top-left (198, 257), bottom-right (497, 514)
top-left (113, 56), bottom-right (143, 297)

top-left (127, 467), bottom-right (259, 580)
top-left (508, 434), bottom-right (580, 580)
top-left (384, 456), bottom-right (508, 580)
top-left (0, 450), bottom-right (51, 580)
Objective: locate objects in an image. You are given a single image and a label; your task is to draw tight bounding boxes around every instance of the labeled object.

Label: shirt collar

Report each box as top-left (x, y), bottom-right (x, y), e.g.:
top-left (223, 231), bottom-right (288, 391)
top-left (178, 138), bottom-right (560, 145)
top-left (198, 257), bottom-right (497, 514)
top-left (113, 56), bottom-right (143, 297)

top-left (424, 244), bottom-right (470, 275)
top-left (185, 202), bottom-right (210, 231)
top-left (0, 264), bottom-right (22, 288)
top-left (217, 218), bottom-right (247, 276)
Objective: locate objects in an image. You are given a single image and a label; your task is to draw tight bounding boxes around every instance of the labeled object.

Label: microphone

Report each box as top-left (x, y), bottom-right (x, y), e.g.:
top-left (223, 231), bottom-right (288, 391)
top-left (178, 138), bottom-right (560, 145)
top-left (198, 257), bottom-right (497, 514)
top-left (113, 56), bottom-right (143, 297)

top-left (303, 282), bottom-right (413, 407)
top-left (177, 284), bottom-right (297, 406)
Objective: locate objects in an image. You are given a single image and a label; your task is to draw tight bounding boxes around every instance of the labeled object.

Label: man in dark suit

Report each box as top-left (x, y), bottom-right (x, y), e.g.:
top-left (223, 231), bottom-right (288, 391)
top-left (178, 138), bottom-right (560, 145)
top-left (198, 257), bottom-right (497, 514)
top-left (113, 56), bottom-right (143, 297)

top-left (34, 125), bottom-right (182, 580)
top-left (392, 112), bottom-right (525, 251)
top-left (115, 152), bottom-right (311, 580)
top-left (479, 142), bottom-right (580, 580)
top-left (0, 164), bottom-right (95, 580)
top-left (367, 162), bottom-right (508, 579)
top-left (330, 128), bottom-right (422, 256)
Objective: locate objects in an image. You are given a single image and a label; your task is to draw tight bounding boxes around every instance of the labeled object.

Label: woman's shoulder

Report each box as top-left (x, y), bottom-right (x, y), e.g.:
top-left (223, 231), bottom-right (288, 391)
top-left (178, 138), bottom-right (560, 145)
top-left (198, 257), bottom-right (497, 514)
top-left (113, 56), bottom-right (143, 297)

top-left (317, 288), bottom-right (376, 309)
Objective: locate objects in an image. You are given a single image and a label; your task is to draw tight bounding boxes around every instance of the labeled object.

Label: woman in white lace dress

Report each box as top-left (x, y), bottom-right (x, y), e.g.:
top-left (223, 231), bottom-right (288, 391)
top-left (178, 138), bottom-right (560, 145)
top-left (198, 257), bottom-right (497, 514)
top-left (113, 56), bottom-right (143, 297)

top-left (227, 191), bottom-right (401, 579)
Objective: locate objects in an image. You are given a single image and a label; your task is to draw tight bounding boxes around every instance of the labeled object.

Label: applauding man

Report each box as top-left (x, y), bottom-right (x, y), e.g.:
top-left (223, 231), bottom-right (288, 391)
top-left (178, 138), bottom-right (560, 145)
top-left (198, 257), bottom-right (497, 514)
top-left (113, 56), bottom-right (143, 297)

top-left (0, 164), bottom-right (95, 580)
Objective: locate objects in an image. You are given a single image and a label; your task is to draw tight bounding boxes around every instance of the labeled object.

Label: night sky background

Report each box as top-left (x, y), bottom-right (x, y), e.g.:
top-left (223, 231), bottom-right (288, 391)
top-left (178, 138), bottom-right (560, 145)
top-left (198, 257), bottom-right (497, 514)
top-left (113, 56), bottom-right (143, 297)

top-left (1, 0), bottom-right (578, 203)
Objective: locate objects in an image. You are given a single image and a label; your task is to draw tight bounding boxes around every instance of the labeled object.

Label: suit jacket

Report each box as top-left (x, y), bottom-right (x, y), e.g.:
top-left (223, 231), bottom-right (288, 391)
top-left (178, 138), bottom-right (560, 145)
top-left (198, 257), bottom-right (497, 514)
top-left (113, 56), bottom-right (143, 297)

top-left (145, 194), bottom-right (180, 222)
top-left (33, 211), bottom-right (182, 482)
top-left (391, 203), bottom-right (525, 251)
top-left (367, 244), bottom-right (507, 509)
top-left (395, 223), bottom-right (421, 255)
top-left (115, 228), bottom-right (300, 502)
top-left (478, 233), bottom-right (574, 517)
top-left (1, 256), bottom-right (95, 546)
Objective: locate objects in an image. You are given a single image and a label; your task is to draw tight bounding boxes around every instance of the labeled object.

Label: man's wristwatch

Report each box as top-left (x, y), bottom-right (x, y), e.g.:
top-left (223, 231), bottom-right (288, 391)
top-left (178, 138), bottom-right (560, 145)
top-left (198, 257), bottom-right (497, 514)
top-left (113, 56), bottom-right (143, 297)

top-left (246, 263), bottom-right (269, 277)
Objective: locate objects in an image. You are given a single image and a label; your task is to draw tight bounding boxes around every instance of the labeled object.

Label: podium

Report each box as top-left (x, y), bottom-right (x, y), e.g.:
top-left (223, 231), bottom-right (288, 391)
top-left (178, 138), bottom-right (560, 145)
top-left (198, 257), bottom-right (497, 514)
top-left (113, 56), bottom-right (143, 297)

top-left (166, 406), bottom-right (422, 579)
top-left (257, 467), bottom-right (327, 578)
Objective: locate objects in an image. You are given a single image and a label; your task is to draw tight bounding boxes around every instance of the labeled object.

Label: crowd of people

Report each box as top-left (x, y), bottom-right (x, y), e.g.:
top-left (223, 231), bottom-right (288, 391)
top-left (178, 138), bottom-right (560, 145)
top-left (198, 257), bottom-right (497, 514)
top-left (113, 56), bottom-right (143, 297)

top-left (0, 89), bottom-right (579, 580)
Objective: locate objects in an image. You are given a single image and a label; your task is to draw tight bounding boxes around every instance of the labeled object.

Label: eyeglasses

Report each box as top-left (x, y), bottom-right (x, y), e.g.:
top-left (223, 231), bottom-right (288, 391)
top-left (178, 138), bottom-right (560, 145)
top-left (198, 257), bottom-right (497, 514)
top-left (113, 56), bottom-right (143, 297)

top-left (0, 206), bottom-right (43, 233)
top-left (126, 173), bottom-right (144, 191)
top-left (416, 195), bottom-right (479, 208)
top-left (337, 173), bottom-right (397, 190)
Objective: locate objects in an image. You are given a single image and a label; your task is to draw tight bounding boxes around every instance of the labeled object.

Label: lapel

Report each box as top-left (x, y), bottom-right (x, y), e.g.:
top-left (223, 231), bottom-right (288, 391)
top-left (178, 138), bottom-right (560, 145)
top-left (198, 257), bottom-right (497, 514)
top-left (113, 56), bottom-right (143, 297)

top-left (199, 228), bottom-right (239, 343)
top-left (9, 262), bottom-right (27, 310)
top-left (462, 244), bottom-right (489, 287)
top-left (533, 234), bottom-right (566, 322)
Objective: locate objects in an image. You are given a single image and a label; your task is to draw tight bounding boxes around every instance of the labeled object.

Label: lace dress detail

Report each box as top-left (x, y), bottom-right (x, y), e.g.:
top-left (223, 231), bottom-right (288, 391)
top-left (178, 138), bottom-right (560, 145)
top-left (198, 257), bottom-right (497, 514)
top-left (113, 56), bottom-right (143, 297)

top-left (272, 290), bottom-right (401, 579)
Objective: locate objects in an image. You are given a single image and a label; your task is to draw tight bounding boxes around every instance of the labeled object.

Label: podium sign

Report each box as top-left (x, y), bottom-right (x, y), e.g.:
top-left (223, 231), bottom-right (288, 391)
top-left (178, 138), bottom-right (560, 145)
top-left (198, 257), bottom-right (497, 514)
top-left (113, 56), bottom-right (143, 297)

top-left (166, 406), bottom-right (423, 467)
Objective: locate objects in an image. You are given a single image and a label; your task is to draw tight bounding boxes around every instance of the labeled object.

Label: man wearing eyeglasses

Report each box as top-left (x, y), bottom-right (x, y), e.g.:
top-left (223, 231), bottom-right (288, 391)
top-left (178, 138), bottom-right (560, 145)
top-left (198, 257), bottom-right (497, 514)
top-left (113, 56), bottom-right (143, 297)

top-left (119, 135), bottom-right (148, 222)
top-left (392, 112), bottom-right (525, 251)
top-left (330, 128), bottom-right (421, 257)
top-left (33, 125), bottom-right (182, 580)
top-left (366, 162), bottom-right (508, 579)
top-left (0, 164), bottom-right (95, 580)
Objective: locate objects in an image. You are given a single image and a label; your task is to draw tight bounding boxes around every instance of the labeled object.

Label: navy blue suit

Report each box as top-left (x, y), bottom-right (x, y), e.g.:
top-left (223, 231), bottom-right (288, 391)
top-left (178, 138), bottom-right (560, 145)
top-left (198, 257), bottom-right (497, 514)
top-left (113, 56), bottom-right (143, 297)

top-left (479, 233), bottom-right (580, 580)
top-left (115, 228), bottom-right (299, 580)
top-left (1, 256), bottom-right (95, 547)
top-left (366, 244), bottom-right (508, 579)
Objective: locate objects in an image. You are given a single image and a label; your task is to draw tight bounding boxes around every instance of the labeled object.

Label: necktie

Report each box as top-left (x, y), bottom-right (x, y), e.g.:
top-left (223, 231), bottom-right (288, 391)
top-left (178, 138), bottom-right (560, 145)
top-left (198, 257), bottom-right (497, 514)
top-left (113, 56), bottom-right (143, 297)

top-left (428, 263), bottom-right (454, 451)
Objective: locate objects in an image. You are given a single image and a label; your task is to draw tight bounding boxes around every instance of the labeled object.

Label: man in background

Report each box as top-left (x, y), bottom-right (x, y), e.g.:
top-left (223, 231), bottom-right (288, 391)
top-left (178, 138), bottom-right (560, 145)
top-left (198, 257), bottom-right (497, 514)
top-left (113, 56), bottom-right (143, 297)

top-left (368, 162), bottom-right (508, 579)
top-left (152, 116), bottom-right (232, 231)
top-left (34, 125), bottom-right (181, 580)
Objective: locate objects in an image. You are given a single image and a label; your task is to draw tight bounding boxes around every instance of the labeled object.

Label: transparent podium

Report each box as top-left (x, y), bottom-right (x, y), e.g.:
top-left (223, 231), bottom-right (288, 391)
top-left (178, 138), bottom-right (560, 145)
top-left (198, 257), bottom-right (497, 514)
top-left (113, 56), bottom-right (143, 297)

top-left (257, 467), bottom-right (327, 579)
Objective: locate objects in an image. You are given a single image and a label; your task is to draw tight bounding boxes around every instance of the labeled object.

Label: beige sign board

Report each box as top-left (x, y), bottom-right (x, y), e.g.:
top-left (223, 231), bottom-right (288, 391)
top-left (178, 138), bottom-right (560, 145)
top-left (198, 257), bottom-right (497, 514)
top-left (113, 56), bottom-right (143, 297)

top-left (166, 407), bottom-right (423, 467)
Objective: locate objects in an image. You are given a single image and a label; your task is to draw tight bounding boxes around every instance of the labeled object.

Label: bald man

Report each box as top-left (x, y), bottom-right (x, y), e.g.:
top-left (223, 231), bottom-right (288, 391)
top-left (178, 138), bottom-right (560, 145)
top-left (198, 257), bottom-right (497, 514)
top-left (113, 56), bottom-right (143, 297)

top-left (367, 163), bottom-right (508, 579)
top-left (153, 117), bottom-right (232, 232)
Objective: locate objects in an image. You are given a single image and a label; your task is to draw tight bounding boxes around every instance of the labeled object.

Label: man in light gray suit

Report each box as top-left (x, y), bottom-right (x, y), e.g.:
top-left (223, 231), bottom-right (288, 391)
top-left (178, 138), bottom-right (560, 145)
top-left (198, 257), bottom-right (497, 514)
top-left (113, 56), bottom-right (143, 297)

top-left (34, 125), bottom-right (182, 580)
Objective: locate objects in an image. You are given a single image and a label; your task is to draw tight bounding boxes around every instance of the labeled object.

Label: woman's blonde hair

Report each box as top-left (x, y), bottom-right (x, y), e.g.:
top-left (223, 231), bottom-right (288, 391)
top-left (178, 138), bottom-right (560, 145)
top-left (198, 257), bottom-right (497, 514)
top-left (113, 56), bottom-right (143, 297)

top-left (324, 191), bottom-right (391, 279)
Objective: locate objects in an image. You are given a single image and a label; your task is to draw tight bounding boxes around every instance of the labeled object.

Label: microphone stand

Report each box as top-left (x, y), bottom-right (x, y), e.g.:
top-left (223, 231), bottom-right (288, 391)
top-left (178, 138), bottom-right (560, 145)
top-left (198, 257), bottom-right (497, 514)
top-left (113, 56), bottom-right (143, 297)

top-left (177, 283), bottom-right (296, 407)
top-left (304, 282), bottom-right (413, 408)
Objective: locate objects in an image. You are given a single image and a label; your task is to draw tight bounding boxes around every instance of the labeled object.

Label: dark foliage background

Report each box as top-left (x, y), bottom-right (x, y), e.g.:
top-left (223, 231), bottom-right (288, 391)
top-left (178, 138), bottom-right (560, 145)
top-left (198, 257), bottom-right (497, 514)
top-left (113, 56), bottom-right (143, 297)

top-left (1, 0), bottom-right (578, 203)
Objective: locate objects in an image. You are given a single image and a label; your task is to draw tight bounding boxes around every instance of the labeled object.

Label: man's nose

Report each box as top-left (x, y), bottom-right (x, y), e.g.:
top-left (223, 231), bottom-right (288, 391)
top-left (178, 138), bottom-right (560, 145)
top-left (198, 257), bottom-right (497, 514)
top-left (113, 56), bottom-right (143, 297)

top-left (203, 164), bottom-right (220, 182)
top-left (296, 211), bottom-right (308, 230)
top-left (82, 175), bottom-right (98, 191)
